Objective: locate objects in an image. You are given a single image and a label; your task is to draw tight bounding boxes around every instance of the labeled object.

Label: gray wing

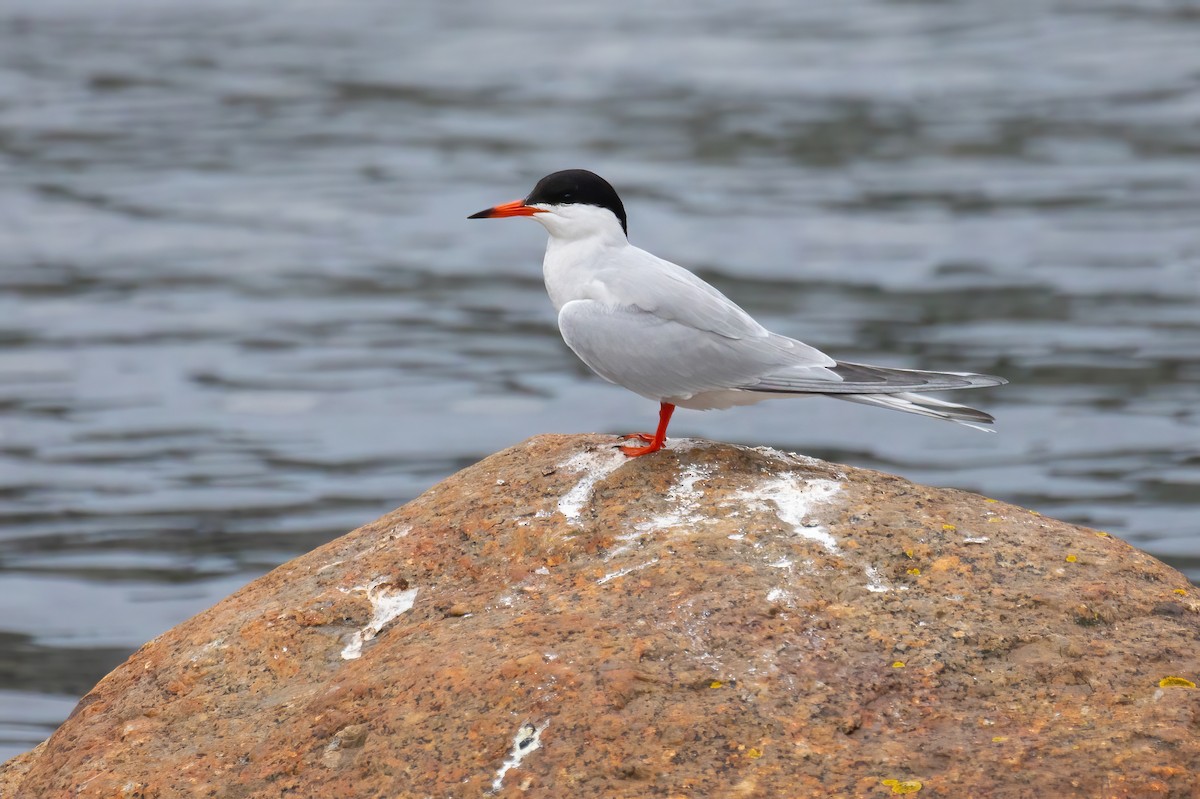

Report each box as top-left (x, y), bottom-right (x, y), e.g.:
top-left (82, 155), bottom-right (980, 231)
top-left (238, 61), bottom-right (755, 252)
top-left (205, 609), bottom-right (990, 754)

top-left (590, 245), bottom-right (836, 367)
top-left (557, 300), bottom-right (840, 401)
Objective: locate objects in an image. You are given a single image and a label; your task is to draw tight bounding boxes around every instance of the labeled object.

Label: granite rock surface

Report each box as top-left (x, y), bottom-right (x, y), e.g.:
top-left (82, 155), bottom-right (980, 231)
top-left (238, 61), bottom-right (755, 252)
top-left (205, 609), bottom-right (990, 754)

top-left (3, 435), bottom-right (1198, 798)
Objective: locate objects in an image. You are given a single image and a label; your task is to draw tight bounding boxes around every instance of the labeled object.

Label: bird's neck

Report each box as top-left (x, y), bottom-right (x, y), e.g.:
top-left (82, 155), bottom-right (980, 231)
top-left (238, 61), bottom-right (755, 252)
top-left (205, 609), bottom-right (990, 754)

top-left (542, 232), bottom-right (628, 312)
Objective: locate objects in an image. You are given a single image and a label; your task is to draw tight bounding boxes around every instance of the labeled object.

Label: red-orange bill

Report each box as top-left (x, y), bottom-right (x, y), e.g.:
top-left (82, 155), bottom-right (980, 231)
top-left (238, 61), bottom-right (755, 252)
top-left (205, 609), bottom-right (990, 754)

top-left (468, 199), bottom-right (543, 219)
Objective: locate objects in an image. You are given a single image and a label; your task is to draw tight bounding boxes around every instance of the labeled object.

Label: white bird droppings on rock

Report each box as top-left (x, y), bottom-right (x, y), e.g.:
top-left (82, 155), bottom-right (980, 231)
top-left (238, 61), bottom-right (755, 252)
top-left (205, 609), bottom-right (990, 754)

top-left (557, 448), bottom-right (627, 522)
top-left (491, 721), bottom-right (548, 793)
top-left (736, 474), bottom-right (842, 554)
top-left (604, 529), bottom-right (645, 561)
top-left (767, 587), bottom-right (792, 605)
top-left (598, 558), bottom-right (660, 585)
top-left (636, 463), bottom-right (712, 533)
top-left (864, 565), bottom-right (891, 593)
top-left (340, 577), bottom-right (419, 660)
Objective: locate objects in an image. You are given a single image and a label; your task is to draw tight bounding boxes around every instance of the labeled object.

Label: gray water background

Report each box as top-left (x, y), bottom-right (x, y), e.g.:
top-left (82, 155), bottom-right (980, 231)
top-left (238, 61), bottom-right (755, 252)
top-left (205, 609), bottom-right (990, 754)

top-left (1, 0), bottom-right (1198, 761)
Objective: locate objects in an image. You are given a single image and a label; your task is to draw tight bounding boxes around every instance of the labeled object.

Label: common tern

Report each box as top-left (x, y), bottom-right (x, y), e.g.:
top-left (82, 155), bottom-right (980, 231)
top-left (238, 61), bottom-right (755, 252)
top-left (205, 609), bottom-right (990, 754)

top-left (469, 169), bottom-right (1006, 457)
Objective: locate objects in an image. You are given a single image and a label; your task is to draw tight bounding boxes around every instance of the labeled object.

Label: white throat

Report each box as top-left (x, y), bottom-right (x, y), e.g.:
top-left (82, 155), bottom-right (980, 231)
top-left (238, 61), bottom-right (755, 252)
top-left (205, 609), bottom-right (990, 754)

top-left (533, 204), bottom-right (629, 311)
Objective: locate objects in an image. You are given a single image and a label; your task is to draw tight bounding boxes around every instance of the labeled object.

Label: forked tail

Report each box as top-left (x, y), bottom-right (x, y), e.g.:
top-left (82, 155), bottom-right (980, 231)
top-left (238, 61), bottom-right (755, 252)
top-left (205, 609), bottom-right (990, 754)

top-left (835, 391), bottom-right (998, 432)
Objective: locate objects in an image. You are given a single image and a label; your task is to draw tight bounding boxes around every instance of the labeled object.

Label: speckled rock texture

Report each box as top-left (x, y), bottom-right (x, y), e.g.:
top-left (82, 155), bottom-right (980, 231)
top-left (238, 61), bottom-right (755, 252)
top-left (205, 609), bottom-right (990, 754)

top-left (4, 434), bottom-right (1199, 799)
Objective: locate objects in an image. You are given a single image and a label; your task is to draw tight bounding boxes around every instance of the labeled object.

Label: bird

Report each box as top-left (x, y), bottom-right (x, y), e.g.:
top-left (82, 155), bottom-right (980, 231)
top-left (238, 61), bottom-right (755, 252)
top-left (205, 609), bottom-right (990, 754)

top-left (469, 169), bottom-right (1007, 457)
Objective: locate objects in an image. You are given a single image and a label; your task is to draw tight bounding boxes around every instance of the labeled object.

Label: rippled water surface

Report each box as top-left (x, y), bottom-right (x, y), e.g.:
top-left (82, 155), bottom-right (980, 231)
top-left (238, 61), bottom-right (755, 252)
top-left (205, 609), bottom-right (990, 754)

top-left (2, 0), bottom-right (1198, 760)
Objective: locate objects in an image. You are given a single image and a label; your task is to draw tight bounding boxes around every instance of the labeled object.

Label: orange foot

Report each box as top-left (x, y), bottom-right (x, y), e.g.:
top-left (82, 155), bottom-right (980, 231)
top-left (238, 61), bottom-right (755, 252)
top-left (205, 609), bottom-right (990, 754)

top-left (615, 403), bottom-right (676, 458)
top-left (619, 438), bottom-right (665, 457)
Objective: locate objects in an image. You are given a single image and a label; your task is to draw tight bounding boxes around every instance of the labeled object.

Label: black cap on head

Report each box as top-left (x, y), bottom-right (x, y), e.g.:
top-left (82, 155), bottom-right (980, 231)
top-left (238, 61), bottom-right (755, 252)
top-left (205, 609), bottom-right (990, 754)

top-left (525, 169), bottom-right (628, 235)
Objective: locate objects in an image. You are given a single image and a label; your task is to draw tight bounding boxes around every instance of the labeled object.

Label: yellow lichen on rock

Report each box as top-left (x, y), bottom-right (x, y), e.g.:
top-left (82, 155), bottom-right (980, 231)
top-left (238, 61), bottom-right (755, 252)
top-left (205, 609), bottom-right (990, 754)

top-left (881, 778), bottom-right (923, 794)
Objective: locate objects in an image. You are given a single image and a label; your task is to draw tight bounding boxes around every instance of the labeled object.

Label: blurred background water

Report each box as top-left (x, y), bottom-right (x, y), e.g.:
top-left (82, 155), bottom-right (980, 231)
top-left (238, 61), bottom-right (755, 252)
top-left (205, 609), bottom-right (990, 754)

top-left (1, 0), bottom-right (1198, 761)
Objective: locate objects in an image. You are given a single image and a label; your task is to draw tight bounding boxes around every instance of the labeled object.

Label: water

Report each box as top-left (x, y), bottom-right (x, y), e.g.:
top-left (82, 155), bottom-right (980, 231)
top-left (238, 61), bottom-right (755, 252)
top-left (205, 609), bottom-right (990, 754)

top-left (1, 0), bottom-right (1197, 762)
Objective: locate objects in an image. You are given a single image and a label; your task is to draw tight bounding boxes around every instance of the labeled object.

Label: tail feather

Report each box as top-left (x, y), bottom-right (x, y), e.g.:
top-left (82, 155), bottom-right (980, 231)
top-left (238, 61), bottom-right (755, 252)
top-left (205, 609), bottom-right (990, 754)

top-left (835, 391), bottom-right (998, 432)
top-left (744, 360), bottom-right (1008, 395)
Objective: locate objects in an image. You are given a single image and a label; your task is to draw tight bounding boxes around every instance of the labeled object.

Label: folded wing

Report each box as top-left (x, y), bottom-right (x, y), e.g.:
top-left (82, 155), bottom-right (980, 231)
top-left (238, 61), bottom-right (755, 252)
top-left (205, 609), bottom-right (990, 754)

top-left (557, 300), bottom-right (840, 402)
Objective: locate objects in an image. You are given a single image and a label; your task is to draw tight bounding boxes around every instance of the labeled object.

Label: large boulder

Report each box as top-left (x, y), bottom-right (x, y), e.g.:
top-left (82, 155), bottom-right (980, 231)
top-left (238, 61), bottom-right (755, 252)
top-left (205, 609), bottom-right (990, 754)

top-left (3, 435), bottom-right (1198, 798)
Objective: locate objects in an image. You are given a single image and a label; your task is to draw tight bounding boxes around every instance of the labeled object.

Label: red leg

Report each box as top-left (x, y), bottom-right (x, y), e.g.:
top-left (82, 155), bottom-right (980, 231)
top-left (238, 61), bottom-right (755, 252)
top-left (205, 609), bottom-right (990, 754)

top-left (619, 403), bottom-right (675, 457)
